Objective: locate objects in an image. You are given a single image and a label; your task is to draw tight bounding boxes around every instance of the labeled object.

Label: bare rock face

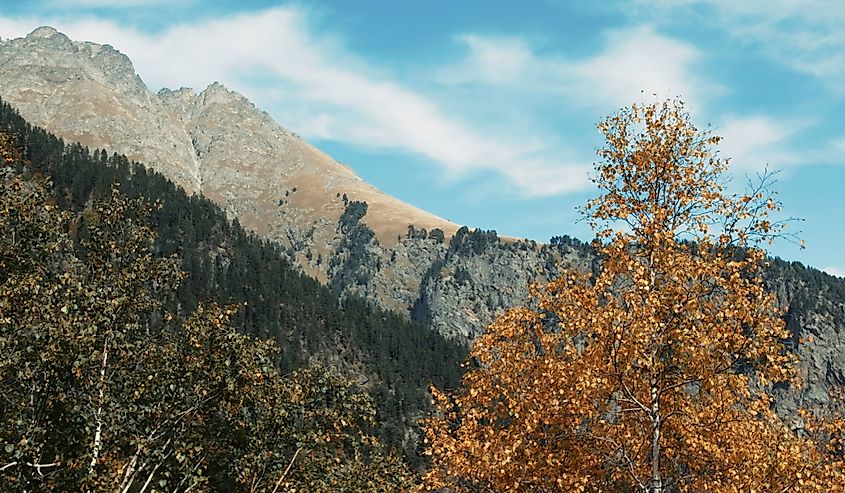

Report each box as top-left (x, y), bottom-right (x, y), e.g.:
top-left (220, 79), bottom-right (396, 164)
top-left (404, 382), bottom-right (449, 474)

top-left (0, 27), bottom-right (202, 191)
top-left (765, 264), bottom-right (845, 414)
top-left (415, 233), bottom-right (594, 340)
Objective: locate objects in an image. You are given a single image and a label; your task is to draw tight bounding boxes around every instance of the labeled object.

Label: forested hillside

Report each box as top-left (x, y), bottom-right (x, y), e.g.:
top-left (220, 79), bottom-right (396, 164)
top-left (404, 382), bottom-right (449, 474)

top-left (0, 98), bottom-right (467, 464)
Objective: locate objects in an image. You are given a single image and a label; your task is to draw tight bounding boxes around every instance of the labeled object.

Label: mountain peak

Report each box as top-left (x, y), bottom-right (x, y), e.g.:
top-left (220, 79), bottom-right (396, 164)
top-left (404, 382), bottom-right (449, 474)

top-left (205, 81), bottom-right (228, 92)
top-left (158, 86), bottom-right (197, 103)
top-left (0, 27), bottom-right (459, 277)
top-left (158, 86), bottom-right (196, 95)
top-left (19, 26), bottom-right (75, 51)
top-left (196, 81), bottom-right (255, 108)
top-left (0, 27), bottom-right (203, 192)
top-left (27, 26), bottom-right (59, 39)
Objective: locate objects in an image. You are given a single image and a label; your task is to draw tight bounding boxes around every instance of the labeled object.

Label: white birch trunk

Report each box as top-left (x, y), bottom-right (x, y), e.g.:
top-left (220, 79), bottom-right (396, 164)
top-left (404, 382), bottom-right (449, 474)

top-left (88, 335), bottom-right (110, 475)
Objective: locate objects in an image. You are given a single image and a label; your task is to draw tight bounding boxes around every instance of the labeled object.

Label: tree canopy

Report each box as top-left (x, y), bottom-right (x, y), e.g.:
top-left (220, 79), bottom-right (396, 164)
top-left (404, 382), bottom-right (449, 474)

top-left (0, 132), bottom-right (413, 492)
top-left (423, 100), bottom-right (844, 492)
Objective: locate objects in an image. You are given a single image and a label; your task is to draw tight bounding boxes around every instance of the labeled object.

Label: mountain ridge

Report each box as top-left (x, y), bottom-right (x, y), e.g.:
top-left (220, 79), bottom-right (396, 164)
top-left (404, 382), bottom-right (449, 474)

top-left (0, 26), bottom-right (459, 259)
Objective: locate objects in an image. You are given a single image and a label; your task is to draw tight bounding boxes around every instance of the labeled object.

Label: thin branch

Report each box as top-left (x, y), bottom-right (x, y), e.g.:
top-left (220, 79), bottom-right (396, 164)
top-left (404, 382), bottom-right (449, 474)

top-left (173, 454), bottom-right (205, 493)
top-left (0, 461), bottom-right (60, 473)
top-left (271, 447), bottom-right (303, 493)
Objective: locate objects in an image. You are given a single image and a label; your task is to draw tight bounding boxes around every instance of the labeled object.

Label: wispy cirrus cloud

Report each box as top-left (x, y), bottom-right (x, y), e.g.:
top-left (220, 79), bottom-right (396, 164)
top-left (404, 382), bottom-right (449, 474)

top-left (700, 0), bottom-right (845, 83)
top-left (714, 115), bottom-right (806, 170)
top-left (438, 16), bottom-right (843, 175)
top-left (428, 25), bottom-right (722, 191)
top-left (0, 7), bottom-right (592, 196)
top-left (832, 136), bottom-right (845, 154)
top-left (622, 0), bottom-right (845, 90)
top-left (437, 25), bottom-right (712, 111)
top-left (573, 26), bottom-right (713, 110)
top-left (716, 115), bottom-right (845, 172)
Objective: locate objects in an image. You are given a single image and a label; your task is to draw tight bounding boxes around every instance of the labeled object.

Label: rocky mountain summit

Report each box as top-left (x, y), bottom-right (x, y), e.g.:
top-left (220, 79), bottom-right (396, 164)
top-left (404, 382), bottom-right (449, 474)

top-left (2, 27), bottom-right (844, 415)
top-left (0, 26), bottom-right (202, 189)
top-left (0, 26), bottom-right (458, 279)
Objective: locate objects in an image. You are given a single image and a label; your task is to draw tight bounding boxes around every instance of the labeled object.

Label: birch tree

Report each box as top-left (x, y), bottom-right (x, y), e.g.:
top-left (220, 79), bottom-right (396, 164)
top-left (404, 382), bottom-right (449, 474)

top-left (423, 100), bottom-right (844, 492)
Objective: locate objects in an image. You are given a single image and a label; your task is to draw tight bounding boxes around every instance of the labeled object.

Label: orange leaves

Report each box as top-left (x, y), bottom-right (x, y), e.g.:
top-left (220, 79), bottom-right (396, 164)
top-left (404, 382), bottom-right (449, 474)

top-left (423, 99), bottom-right (843, 492)
top-left (0, 133), bottom-right (25, 165)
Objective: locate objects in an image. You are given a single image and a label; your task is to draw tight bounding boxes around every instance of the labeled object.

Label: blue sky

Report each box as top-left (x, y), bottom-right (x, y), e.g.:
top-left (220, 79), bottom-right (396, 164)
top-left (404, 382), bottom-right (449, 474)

top-left (1, 0), bottom-right (843, 275)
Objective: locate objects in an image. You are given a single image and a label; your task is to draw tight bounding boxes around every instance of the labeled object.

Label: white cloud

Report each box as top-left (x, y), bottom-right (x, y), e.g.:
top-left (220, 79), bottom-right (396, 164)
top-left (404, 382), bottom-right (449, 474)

top-left (506, 160), bottom-right (591, 196)
top-left (426, 25), bottom-right (717, 193)
top-left (46, 0), bottom-right (195, 8)
top-left (573, 26), bottom-right (709, 109)
top-left (439, 26), bottom-right (711, 111)
top-left (439, 35), bottom-right (535, 86)
top-left (832, 136), bottom-right (845, 155)
top-left (0, 17), bottom-right (37, 40)
top-left (716, 116), bottom-right (845, 171)
top-left (715, 116), bottom-right (802, 170)
top-left (0, 7), bottom-right (590, 197)
top-left (703, 0), bottom-right (845, 59)
top-left (823, 266), bottom-right (845, 278)
top-left (427, 25), bottom-right (722, 191)
top-left (627, 0), bottom-right (845, 88)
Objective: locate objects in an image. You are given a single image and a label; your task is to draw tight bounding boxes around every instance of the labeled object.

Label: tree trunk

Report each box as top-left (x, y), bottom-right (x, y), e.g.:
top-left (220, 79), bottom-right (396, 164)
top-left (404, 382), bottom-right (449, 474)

top-left (89, 335), bottom-right (110, 475)
top-left (118, 448), bottom-right (140, 493)
top-left (650, 381), bottom-right (662, 493)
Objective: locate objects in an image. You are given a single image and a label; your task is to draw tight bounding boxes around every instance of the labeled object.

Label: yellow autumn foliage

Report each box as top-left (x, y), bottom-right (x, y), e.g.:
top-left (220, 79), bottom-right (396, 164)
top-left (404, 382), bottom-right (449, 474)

top-left (423, 100), bottom-right (844, 492)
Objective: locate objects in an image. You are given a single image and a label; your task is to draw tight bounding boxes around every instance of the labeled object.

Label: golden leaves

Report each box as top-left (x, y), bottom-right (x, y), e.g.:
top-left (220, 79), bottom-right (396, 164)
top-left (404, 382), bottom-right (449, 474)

top-left (422, 100), bottom-right (842, 492)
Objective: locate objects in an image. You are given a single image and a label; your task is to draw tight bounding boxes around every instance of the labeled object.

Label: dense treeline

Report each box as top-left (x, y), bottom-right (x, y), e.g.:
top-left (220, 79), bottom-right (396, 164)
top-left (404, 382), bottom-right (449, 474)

top-left (769, 259), bottom-right (845, 307)
top-left (0, 98), bottom-right (467, 461)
